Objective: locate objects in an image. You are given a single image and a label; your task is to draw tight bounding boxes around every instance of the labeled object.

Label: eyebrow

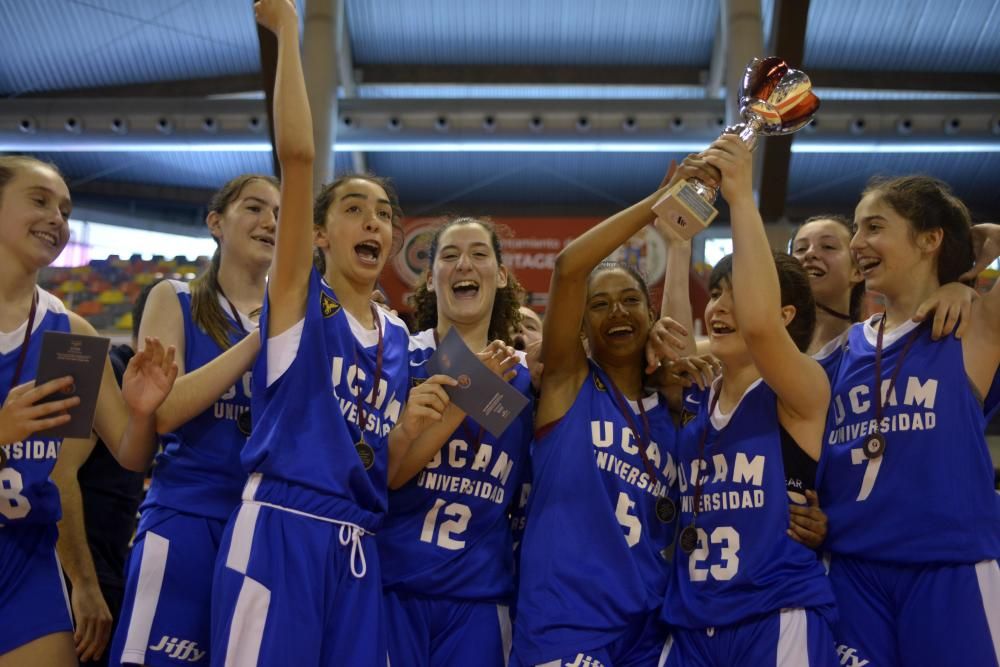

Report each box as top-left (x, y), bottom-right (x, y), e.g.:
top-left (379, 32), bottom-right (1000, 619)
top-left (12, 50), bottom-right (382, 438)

top-left (858, 215), bottom-right (886, 224)
top-left (26, 185), bottom-right (71, 208)
top-left (440, 242), bottom-right (491, 252)
top-left (242, 196), bottom-right (276, 207)
top-left (793, 234), bottom-right (841, 244)
top-left (340, 193), bottom-right (391, 206)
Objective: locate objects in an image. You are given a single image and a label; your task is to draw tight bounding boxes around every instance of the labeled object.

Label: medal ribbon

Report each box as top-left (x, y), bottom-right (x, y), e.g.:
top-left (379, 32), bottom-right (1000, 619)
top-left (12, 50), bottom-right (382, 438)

top-left (871, 316), bottom-right (922, 441)
top-left (596, 366), bottom-right (658, 484)
top-left (686, 386), bottom-right (722, 531)
top-left (354, 304), bottom-right (384, 444)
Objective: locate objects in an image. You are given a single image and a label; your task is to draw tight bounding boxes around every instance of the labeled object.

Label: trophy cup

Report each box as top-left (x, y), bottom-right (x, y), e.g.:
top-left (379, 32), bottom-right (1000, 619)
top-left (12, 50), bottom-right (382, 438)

top-left (653, 56), bottom-right (821, 239)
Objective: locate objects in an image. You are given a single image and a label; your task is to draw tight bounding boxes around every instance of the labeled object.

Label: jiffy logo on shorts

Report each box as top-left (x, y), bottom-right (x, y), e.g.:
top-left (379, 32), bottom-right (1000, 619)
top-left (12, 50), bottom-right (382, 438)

top-left (565, 654), bottom-right (604, 667)
top-left (836, 644), bottom-right (870, 666)
top-left (149, 636), bottom-right (206, 662)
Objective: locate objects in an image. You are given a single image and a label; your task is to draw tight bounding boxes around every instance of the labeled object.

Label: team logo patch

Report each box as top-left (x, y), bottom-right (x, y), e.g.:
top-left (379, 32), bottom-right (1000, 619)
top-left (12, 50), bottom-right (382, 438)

top-left (411, 376), bottom-right (427, 388)
top-left (320, 292), bottom-right (341, 318)
top-left (592, 373), bottom-right (606, 391)
top-left (680, 409), bottom-right (697, 426)
top-left (457, 374), bottom-right (471, 388)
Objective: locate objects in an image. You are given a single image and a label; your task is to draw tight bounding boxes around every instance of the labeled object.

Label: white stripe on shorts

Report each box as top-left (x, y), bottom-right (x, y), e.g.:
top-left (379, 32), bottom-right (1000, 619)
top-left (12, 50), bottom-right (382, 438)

top-left (497, 604), bottom-right (512, 666)
top-left (657, 634), bottom-right (674, 667)
top-left (224, 576), bottom-right (271, 667)
top-left (777, 608), bottom-right (809, 667)
top-left (53, 548), bottom-right (72, 622)
top-left (225, 502), bottom-right (261, 575)
top-left (121, 531), bottom-right (170, 665)
top-left (975, 559), bottom-right (1000, 664)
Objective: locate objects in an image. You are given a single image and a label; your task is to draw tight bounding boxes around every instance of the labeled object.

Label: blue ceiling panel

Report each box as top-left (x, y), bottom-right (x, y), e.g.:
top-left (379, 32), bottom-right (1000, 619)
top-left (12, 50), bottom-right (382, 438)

top-left (346, 0), bottom-right (718, 66)
top-left (805, 0), bottom-right (1000, 72)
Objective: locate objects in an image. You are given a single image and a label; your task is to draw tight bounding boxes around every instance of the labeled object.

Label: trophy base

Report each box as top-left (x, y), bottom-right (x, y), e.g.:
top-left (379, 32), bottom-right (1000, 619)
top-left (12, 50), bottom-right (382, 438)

top-left (652, 180), bottom-right (719, 241)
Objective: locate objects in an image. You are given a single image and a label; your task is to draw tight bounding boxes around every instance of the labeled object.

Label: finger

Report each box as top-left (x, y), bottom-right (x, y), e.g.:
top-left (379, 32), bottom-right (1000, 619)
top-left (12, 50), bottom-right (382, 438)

top-left (26, 395), bottom-right (80, 418)
top-left (161, 345), bottom-right (177, 372)
top-left (415, 385), bottom-right (451, 408)
top-left (22, 376), bottom-right (73, 403)
top-left (426, 374), bottom-right (459, 387)
top-left (645, 345), bottom-right (660, 375)
top-left (27, 413), bottom-right (73, 432)
top-left (503, 369), bottom-right (518, 382)
top-left (413, 393), bottom-right (447, 415)
top-left (955, 300), bottom-right (971, 339)
top-left (76, 618), bottom-right (96, 660)
top-left (787, 524), bottom-right (823, 545)
top-left (911, 299), bottom-right (931, 323)
top-left (7, 379), bottom-right (39, 399)
top-left (931, 303), bottom-right (947, 340)
top-left (804, 489), bottom-right (820, 507)
top-left (145, 337), bottom-right (165, 367)
top-left (940, 304), bottom-right (960, 339)
top-left (407, 404), bottom-right (444, 423)
top-left (661, 319), bottom-right (690, 338)
top-left (659, 160), bottom-right (678, 189)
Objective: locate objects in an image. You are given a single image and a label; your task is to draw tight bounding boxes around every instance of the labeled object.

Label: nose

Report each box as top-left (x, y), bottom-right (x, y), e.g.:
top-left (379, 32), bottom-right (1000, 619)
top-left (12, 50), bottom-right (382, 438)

top-left (611, 300), bottom-right (627, 315)
top-left (803, 242), bottom-right (817, 260)
top-left (849, 228), bottom-right (864, 251)
top-left (455, 252), bottom-right (472, 271)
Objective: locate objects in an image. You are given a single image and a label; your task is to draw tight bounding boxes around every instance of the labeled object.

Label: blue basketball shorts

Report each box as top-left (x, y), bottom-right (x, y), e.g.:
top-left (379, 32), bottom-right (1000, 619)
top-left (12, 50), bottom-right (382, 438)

top-left (384, 590), bottom-right (511, 667)
top-left (0, 524), bottom-right (72, 656)
top-left (828, 554), bottom-right (1000, 667)
top-left (509, 610), bottom-right (666, 667)
top-left (211, 500), bottom-right (386, 667)
top-left (111, 507), bottom-right (224, 666)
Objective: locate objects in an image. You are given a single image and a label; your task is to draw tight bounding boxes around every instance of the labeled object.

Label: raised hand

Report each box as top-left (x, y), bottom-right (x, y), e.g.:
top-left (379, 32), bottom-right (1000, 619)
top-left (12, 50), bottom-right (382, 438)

top-left (661, 355), bottom-right (721, 391)
top-left (0, 377), bottom-right (79, 446)
top-left (701, 134), bottom-right (754, 205)
top-left (478, 340), bottom-right (519, 383)
top-left (788, 489), bottom-right (828, 549)
top-left (644, 316), bottom-right (689, 374)
top-left (253, 0), bottom-right (298, 36)
top-left (397, 374), bottom-right (458, 441)
top-left (959, 223), bottom-right (1000, 282)
top-left (122, 337), bottom-right (178, 418)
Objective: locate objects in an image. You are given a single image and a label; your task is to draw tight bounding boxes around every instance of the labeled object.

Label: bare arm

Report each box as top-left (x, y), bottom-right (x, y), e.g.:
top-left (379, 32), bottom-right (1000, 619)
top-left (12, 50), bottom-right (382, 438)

top-left (385, 374), bottom-right (458, 484)
top-left (256, 0), bottom-right (316, 338)
top-left (537, 188), bottom-right (666, 427)
top-left (704, 135), bottom-right (828, 459)
top-left (961, 224), bottom-right (1000, 396)
top-left (52, 434), bottom-right (112, 662)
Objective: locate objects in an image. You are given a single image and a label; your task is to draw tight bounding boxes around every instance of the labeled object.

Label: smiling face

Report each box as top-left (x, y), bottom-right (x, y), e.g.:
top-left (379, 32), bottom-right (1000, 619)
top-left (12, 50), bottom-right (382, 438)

top-left (315, 178), bottom-right (396, 289)
top-left (791, 218), bottom-right (862, 309)
top-left (208, 178), bottom-right (280, 271)
top-left (515, 306), bottom-right (543, 348)
top-left (427, 222), bottom-right (508, 329)
top-left (851, 191), bottom-right (939, 298)
top-left (583, 267), bottom-right (654, 362)
top-left (0, 162), bottom-right (72, 271)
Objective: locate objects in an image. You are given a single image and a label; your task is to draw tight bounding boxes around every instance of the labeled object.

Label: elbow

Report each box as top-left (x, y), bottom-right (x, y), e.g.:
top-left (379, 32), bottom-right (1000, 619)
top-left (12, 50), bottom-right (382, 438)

top-left (277, 146), bottom-right (316, 165)
top-left (553, 249), bottom-right (584, 281)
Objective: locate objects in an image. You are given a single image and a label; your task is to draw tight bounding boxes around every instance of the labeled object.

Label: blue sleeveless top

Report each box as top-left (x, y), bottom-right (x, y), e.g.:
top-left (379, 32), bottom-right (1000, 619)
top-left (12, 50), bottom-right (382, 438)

top-left (378, 329), bottom-right (534, 602)
top-left (819, 317), bottom-right (1000, 563)
top-left (0, 288), bottom-right (72, 527)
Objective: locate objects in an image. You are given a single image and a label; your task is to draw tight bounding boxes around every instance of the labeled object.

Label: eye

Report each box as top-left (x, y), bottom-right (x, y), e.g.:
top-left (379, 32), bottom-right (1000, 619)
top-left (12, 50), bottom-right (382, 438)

top-left (709, 289), bottom-right (722, 299)
top-left (377, 209), bottom-right (392, 220)
top-left (822, 244), bottom-right (837, 251)
top-left (440, 253), bottom-right (458, 261)
top-left (345, 205), bottom-right (361, 214)
top-left (792, 246), bottom-right (807, 255)
top-left (248, 205), bottom-right (262, 213)
top-left (32, 197), bottom-right (46, 206)
top-left (473, 251), bottom-right (490, 259)
top-left (590, 300), bottom-right (608, 309)
top-left (624, 296), bottom-right (641, 305)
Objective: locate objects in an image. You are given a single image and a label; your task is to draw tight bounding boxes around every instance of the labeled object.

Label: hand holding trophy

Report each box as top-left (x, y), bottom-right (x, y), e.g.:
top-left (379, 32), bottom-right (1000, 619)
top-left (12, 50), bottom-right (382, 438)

top-left (653, 56), bottom-right (821, 239)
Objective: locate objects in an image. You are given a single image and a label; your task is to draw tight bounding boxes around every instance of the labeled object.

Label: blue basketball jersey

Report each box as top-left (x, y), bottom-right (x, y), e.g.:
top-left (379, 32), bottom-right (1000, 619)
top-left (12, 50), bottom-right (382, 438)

top-left (0, 288), bottom-right (71, 527)
top-left (513, 361), bottom-right (678, 665)
top-left (142, 281), bottom-right (254, 520)
top-left (378, 329), bottom-right (534, 603)
top-left (819, 316), bottom-right (1000, 562)
top-left (662, 380), bottom-right (835, 630)
top-left (240, 267), bottom-right (409, 531)
top-left (984, 367), bottom-right (999, 421)
top-left (812, 329), bottom-right (849, 381)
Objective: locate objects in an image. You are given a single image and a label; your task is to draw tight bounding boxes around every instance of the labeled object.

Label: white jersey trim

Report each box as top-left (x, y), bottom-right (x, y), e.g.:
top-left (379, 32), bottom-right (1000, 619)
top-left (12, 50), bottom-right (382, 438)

top-left (812, 328), bottom-right (850, 363)
top-left (224, 576), bottom-right (271, 667)
top-left (975, 559), bottom-right (1000, 664)
top-left (861, 313), bottom-right (920, 348)
top-left (0, 287), bottom-right (65, 354)
top-left (266, 318), bottom-right (304, 387)
top-left (708, 377), bottom-right (764, 430)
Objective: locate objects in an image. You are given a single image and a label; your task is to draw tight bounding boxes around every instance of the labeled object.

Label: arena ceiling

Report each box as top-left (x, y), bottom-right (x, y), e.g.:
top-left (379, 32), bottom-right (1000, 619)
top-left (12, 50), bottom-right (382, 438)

top-left (2, 0), bottom-right (999, 232)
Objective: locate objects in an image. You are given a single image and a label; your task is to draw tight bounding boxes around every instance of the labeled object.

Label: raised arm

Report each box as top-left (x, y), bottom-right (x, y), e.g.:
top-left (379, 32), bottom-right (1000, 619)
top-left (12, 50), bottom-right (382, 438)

top-left (960, 223), bottom-right (1000, 396)
top-left (704, 135), bottom-right (828, 459)
top-left (256, 0), bottom-right (315, 337)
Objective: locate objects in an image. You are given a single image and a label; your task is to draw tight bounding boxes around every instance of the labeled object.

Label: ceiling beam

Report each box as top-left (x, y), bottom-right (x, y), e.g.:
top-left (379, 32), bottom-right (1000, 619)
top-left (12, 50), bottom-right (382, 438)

top-left (758, 0), bottom-right (811, 221)
top-left (21, 74), bottom-right (262, 99)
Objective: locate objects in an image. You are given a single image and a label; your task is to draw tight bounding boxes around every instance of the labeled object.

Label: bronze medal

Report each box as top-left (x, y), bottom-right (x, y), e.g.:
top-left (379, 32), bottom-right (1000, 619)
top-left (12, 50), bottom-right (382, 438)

top-left (237, 410), bottom-right (252, 436)
top-left (356, 440), bottom-right (375, 470)
top-left (864, 432), bottom-right (885, 460)
top-left (680, 525), bottom-right (699, 555)
top-left (655, 496), bottom-right (677, 524)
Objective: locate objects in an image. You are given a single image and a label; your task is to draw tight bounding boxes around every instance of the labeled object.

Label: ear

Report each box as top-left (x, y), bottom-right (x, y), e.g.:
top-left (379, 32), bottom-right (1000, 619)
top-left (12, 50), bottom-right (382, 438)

top-left (647, 306), bottom-right (656, 325)
top-left (849, 262), bottom-right (864, 286)
top-left (206, 211), bottom-right (223, 241)
top-left (313, 224), bottom-right (329, 249)
top-left (425, 269), bottom-right (436, 293)
top-left (496, 264), bottom-right (509, 289)
top-left (780, 304), bottom-right (797, 327)
top-left (917, 227), bottom-right (944, 255)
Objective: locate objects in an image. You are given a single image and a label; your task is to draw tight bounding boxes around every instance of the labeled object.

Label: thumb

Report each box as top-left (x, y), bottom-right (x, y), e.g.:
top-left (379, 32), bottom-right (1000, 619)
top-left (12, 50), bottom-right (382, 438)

top-left (805, 489), bottom-right (820, 508)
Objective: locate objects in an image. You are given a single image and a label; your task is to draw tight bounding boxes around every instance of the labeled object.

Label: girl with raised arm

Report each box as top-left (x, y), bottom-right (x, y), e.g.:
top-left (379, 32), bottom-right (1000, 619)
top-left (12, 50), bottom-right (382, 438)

top-left (209, 2), bottom-right (451, 665)
top-left (659, 135), bottom-right (837, 666)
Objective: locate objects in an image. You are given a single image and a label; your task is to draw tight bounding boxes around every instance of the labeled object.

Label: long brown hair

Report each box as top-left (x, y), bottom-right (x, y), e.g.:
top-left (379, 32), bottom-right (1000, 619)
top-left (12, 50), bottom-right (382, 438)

top-left (410, 217), bottom-right (524, 344)
top-left (0, 155), bottom-right (64, 205)
top-left (190, 174), bottom-right (279, 350)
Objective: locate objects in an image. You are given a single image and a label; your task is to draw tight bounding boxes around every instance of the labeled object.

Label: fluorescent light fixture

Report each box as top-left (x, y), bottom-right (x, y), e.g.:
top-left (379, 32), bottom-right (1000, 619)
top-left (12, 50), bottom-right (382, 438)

top-left (3, 140), bottom-right (999, 154)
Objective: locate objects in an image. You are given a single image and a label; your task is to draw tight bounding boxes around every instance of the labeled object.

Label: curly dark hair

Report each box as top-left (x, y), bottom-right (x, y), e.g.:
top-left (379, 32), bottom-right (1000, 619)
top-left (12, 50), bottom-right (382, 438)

top-left (587, 261), bottom-right (653, 307)
top-left (409, 217), bottom-right (524, 344)
top-left (862, 175), bottom-right (974, 286)
top-left (791, 214), bottom-right (865, 322)
top-left (312, 173), bottom-right (404, 275)
top-left (710, 251), bottom-right (816, 353)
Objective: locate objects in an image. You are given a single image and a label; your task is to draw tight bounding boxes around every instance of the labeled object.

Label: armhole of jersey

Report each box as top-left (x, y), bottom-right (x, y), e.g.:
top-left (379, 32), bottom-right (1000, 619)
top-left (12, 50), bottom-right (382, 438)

top-left (266, 318), bottom-right (304, 388)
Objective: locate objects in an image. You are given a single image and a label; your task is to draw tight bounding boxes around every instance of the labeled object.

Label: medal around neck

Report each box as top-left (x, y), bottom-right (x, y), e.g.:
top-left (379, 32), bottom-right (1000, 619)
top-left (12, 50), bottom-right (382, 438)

top-left (356, 440), bottom-right (375, 470)
top-left (680, 525), bottom-right (699, 555)
top-left (864, 432), bottom-right (885, 459)
top-left (652, 56), bottom-right (820, 240)
top-left (237, 410), bottom-right (252, 436)
top-left (655, 496), bottom-right (677, 524)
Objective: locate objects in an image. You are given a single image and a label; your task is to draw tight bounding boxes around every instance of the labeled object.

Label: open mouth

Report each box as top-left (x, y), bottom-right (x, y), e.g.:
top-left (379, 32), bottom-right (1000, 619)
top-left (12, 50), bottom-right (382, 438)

top-left (31, 230), bottom-right (59, 247)
top-left (451, 280), bottom-right (480, 300)
top-left (251, 235), bottom-right (274, 247)
top-left (856, 256), bottom-right (881, 276)
top-left (605, 324), bottom-right (635, 339)
top-left (355, 240), bottom-right (382, 265)
top-left (710, 321), bottom-right (735, 335)
top-left (803, 263), bottom-right (826, 278)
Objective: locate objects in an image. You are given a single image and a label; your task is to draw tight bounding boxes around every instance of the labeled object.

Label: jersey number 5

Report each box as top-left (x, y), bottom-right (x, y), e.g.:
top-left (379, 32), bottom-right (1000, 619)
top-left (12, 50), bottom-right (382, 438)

top-left (420, 499), bottom-right (472, 550)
